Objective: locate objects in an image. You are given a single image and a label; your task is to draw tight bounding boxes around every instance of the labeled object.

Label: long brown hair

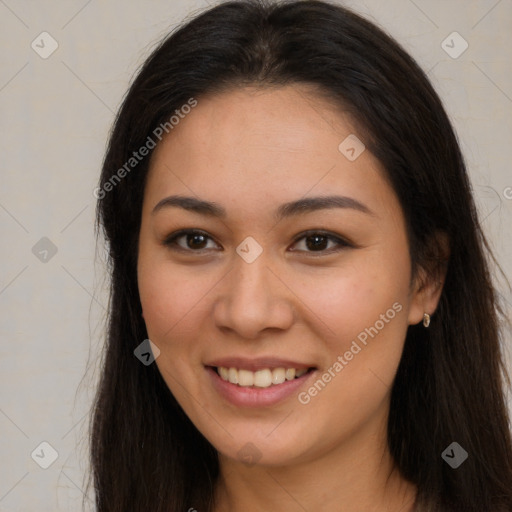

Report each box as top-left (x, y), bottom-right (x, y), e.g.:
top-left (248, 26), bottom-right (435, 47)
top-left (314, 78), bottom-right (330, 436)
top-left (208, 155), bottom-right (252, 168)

top-left (90, 1), bottom-right (512, 510)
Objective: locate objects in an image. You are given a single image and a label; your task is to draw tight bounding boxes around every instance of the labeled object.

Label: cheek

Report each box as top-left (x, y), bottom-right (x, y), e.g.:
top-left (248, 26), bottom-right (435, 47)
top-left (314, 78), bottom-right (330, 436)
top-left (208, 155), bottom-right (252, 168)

top-left (308, 315), bottom-right (405, 445)
top-left (292, 251), bottom-right (410, 410)
top-left (294, 253), bottom-right (410, 348)
top-left (137, 261), bottom-right (214, 399)
top-left (138, 258), bottom-right (214, 341)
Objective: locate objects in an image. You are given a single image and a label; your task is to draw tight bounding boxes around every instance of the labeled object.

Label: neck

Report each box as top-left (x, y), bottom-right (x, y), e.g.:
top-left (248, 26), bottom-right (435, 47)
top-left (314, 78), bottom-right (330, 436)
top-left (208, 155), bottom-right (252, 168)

top-left (213, 414), bottom-right (417, 512)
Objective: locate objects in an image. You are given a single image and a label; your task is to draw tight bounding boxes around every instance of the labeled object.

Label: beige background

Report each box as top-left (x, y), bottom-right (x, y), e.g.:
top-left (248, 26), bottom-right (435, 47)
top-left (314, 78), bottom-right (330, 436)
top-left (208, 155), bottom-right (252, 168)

top-left (0, 0), bottom-right (511, 510)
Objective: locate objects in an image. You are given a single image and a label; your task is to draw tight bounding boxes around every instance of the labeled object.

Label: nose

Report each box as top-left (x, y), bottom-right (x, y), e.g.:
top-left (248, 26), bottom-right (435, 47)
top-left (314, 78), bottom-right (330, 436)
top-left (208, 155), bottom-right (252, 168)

top-left (213, 253), bottom-right (295, 340)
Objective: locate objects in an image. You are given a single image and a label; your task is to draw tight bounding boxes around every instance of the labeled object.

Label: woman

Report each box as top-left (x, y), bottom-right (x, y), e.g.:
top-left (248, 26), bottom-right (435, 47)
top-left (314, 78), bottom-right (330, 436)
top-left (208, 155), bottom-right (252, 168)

top-left (90, 1), bottom-right (512, 510)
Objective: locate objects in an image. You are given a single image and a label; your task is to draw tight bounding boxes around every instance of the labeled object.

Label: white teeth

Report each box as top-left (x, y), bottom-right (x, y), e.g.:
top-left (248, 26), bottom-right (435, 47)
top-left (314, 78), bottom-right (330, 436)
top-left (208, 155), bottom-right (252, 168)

top-left (217, 366), bottom-right (310, 387)
top-left (238, 369), bottom-right (254, 387)
top-left (228, 367), bottom-right (238, 385)
top-left (272, 367), bottom-right (286, 385)
top-left (285, 368), bottom-right (296, 380)
top-left (254, 369), bottom-right (272, 388)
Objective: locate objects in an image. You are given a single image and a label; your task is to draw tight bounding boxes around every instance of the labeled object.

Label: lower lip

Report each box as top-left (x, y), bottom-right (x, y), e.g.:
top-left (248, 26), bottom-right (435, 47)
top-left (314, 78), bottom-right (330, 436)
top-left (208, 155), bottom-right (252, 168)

top-left (206, 366), bottom-right (316, 408)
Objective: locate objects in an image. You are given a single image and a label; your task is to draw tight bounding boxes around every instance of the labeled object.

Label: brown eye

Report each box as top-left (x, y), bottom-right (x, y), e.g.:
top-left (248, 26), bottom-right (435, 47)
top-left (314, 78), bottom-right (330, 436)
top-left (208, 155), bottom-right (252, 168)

top-left (290, 231), bottom-right (351, 253)
top-left (163, 230), bottom-right (220, 251)
top-left (305, 235), bottom-right (329, 251)
top-left (186, 233), bottom-right (208, 249)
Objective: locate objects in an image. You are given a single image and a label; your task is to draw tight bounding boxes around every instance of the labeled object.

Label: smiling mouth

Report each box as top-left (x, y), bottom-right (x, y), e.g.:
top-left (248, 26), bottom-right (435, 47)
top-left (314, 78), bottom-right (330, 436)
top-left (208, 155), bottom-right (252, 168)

top-left (212, 366), bottom-right (316, 388)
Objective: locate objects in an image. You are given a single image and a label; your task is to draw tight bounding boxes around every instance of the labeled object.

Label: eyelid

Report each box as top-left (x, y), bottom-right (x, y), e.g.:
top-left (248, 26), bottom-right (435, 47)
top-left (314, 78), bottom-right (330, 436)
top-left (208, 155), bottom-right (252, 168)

top-left (163, 228), bottom-right (353, 254)
top-left (163, 229), bottom-right (222, 251)
top-left (288, 230), bottom-right (353, 253)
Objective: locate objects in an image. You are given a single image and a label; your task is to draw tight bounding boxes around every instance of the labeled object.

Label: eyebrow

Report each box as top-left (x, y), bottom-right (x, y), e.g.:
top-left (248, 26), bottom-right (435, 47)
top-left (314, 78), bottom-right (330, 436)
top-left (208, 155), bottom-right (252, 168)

top-left (151, 194), bottom-right (374, 219)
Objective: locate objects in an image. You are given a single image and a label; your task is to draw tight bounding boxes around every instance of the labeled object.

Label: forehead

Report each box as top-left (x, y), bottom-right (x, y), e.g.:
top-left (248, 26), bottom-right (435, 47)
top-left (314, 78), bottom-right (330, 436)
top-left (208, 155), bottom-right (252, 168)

top-left (144, 85), bottom-right (399, 222)
top-left (153, 85), bottom-right (354, 163)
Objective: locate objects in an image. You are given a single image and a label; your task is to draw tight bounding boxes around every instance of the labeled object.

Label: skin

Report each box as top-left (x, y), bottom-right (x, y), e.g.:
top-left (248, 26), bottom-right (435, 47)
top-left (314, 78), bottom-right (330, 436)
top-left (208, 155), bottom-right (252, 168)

top-left (137, 85), bottom-right (446, 512)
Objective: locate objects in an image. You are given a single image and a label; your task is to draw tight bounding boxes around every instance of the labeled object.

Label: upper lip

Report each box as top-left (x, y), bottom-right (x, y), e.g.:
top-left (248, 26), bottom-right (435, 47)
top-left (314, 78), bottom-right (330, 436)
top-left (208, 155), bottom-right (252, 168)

top-left (205, 357), bottom-right (315, 372)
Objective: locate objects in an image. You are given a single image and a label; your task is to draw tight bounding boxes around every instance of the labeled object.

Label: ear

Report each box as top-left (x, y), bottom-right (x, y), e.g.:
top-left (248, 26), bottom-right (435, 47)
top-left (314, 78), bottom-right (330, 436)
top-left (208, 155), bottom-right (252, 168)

top-left (407, 231), bottom-right (450, 326)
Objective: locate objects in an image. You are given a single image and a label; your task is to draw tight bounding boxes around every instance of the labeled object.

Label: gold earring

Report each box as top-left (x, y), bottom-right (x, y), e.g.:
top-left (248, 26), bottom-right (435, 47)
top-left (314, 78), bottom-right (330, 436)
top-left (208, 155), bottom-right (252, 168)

top-left (423, 313), bottom-right (431, 328)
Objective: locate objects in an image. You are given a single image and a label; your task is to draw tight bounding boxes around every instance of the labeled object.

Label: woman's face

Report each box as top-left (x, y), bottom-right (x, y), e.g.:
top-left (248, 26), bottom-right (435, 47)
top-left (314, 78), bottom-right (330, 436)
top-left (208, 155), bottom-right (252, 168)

top-left (137, 86), bottom-right (430, 467)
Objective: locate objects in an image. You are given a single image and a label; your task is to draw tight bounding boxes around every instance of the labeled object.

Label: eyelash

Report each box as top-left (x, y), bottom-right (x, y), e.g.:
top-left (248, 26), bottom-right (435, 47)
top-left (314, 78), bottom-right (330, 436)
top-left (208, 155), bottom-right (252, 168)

top-left (162, 229), bottom-right (352, 255)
